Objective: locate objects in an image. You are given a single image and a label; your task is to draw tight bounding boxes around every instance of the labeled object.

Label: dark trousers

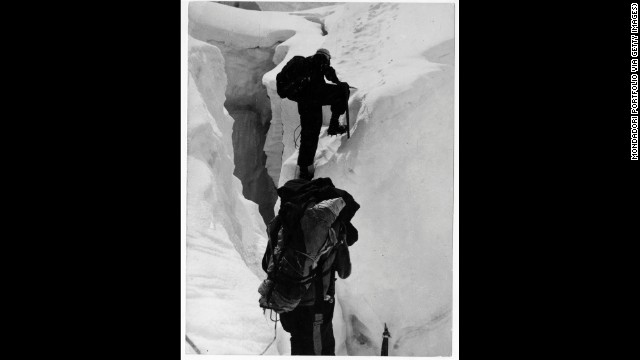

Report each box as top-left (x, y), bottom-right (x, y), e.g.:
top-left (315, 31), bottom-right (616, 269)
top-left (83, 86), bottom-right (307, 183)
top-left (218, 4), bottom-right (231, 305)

top-left (297, 83), bottom-right (348, 167)
top-left (279, 300), bottom-right (336, 355)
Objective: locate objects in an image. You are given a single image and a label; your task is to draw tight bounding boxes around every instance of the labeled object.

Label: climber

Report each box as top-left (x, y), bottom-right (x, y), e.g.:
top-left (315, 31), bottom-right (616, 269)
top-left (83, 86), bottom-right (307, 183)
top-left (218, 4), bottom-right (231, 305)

top-left (276, 48), bottom-right (351, 180)
top-left (278, 215), bottom-right (352, 355)
top-left (260, 177), bottom-right (359, 355)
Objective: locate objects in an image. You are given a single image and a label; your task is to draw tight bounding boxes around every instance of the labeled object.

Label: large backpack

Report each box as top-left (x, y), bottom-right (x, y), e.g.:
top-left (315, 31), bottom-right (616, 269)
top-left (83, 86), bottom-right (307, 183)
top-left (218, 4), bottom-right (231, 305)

top-left (258, 196), bottom-right (346, 313)
top-left (276, 55), bottom-right (309, 101)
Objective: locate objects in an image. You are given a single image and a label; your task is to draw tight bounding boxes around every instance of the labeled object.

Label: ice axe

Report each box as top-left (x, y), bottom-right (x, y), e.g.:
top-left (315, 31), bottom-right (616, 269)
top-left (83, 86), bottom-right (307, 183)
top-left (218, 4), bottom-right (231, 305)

top-left (346, 87), bottom-right (351, 139)
top-left (344, 85), bottom-right (356, 139)
top-left (381, 323), bottom-right (391, 356)
top-left (339, 84), bottom-right (356, 139)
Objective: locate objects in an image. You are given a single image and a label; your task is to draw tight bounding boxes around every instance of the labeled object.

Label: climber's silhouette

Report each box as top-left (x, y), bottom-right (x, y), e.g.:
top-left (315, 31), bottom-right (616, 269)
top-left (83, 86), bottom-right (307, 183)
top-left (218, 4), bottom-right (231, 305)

top-left (276, 48), bottom-right (350, 180)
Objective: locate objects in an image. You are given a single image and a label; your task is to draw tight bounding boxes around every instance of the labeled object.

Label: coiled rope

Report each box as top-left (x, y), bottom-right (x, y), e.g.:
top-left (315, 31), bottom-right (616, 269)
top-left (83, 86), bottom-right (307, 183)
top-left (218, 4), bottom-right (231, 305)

top-left (260, 309), bottom-right (279, 355)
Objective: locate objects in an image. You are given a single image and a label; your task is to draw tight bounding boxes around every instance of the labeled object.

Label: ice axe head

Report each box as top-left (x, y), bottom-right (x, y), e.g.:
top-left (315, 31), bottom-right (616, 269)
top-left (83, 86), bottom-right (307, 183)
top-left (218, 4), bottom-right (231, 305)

top-left (383, 323), bottom-right (391, 338)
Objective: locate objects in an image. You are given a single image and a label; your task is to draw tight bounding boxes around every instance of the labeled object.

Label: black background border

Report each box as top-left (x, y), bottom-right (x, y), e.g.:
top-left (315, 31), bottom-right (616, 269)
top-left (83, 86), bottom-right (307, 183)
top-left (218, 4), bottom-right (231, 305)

top-left (38, 0), bottom-right (639, 357)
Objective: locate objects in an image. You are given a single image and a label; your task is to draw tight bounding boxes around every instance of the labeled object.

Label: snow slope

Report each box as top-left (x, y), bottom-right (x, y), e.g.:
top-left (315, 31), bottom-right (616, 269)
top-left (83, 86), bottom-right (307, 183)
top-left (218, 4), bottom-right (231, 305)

top-left (296, 4), bottom-right (454, 356)
top-left (187, 1), bottom-right (454, 356)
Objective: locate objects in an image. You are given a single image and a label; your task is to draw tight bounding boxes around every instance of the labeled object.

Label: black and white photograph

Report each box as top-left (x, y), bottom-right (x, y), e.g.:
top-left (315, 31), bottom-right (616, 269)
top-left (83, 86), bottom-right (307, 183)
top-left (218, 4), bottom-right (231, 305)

top-left (184, 0), bottom-right (456, 356)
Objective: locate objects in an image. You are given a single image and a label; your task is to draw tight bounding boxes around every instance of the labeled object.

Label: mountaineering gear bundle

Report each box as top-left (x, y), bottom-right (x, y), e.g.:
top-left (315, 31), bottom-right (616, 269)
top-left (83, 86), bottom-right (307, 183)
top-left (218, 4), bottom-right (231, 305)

top-left (258, 197), bottom-right (345, 312)
top-left (274, 178), bottom-right (360, 246)
top-left (276, 51), bottom-right (342, 102)
top-left (276, 55), bottom-right (308, 101)
top-left (258, 178), bottom-right (360, 314)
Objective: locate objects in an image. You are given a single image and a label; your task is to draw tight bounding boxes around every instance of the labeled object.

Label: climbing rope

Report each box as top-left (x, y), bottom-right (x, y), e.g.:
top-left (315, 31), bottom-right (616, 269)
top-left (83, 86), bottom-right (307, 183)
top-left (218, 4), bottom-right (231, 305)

top-left (260, 309), bottom-right (279, 355)
top-left (293, 124), bottom-right (301, 149)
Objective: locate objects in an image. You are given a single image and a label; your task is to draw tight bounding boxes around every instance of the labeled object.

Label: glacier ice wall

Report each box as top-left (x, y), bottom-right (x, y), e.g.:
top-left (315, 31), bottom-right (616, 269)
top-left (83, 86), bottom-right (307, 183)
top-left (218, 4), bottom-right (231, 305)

top-left (187, 37), bottom-right (279, 354)
top-left (187, 37), bottom-right (267, 278)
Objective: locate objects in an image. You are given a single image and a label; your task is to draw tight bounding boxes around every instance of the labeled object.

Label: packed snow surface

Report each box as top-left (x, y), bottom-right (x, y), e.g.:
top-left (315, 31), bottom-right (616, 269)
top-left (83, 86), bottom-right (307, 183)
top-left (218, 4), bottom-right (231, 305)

top-left (187, 2), bottom-right (454, 356)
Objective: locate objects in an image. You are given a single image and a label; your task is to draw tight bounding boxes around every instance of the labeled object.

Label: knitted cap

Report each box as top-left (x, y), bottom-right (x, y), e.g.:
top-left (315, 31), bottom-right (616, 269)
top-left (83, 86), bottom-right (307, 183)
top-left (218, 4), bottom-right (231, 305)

top-left (316, 48), bottom-right (331, 59)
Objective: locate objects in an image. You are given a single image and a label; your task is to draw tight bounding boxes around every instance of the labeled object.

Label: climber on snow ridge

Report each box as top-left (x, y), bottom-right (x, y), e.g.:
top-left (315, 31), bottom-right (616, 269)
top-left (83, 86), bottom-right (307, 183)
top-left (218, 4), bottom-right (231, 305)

top-left (276, 48), bottom-right (351, 180)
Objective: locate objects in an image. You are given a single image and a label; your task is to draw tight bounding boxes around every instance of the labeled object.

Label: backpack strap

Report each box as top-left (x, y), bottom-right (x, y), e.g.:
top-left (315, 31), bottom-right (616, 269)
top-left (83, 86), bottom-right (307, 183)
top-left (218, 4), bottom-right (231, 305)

top-left (313, 259), bottom-right (326, 306)
top-left (274, 263), bottom-right (333, 285)
top-left (312, 256), bottom-right (326, 355)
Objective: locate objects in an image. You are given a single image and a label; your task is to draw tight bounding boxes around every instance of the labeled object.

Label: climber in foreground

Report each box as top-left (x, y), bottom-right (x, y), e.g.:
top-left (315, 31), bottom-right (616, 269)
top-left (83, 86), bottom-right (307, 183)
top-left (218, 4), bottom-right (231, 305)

top-left (259, 177), bottom-right (360, 355)
top-left (276, 48), bottom-right (351, 180)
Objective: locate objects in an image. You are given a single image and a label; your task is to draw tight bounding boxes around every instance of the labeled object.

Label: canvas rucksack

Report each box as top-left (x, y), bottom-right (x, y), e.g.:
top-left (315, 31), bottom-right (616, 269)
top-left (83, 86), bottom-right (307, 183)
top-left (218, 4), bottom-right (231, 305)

top-left (276, 55), bottom-right (309, 101)
top-left (258, 196), bottom-right (346, 313)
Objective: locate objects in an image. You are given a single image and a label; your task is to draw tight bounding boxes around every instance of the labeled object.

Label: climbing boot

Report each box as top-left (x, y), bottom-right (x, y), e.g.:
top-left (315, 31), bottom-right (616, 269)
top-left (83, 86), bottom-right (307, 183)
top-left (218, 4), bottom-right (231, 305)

top-left (327, 123), bottom-right (348, 136)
